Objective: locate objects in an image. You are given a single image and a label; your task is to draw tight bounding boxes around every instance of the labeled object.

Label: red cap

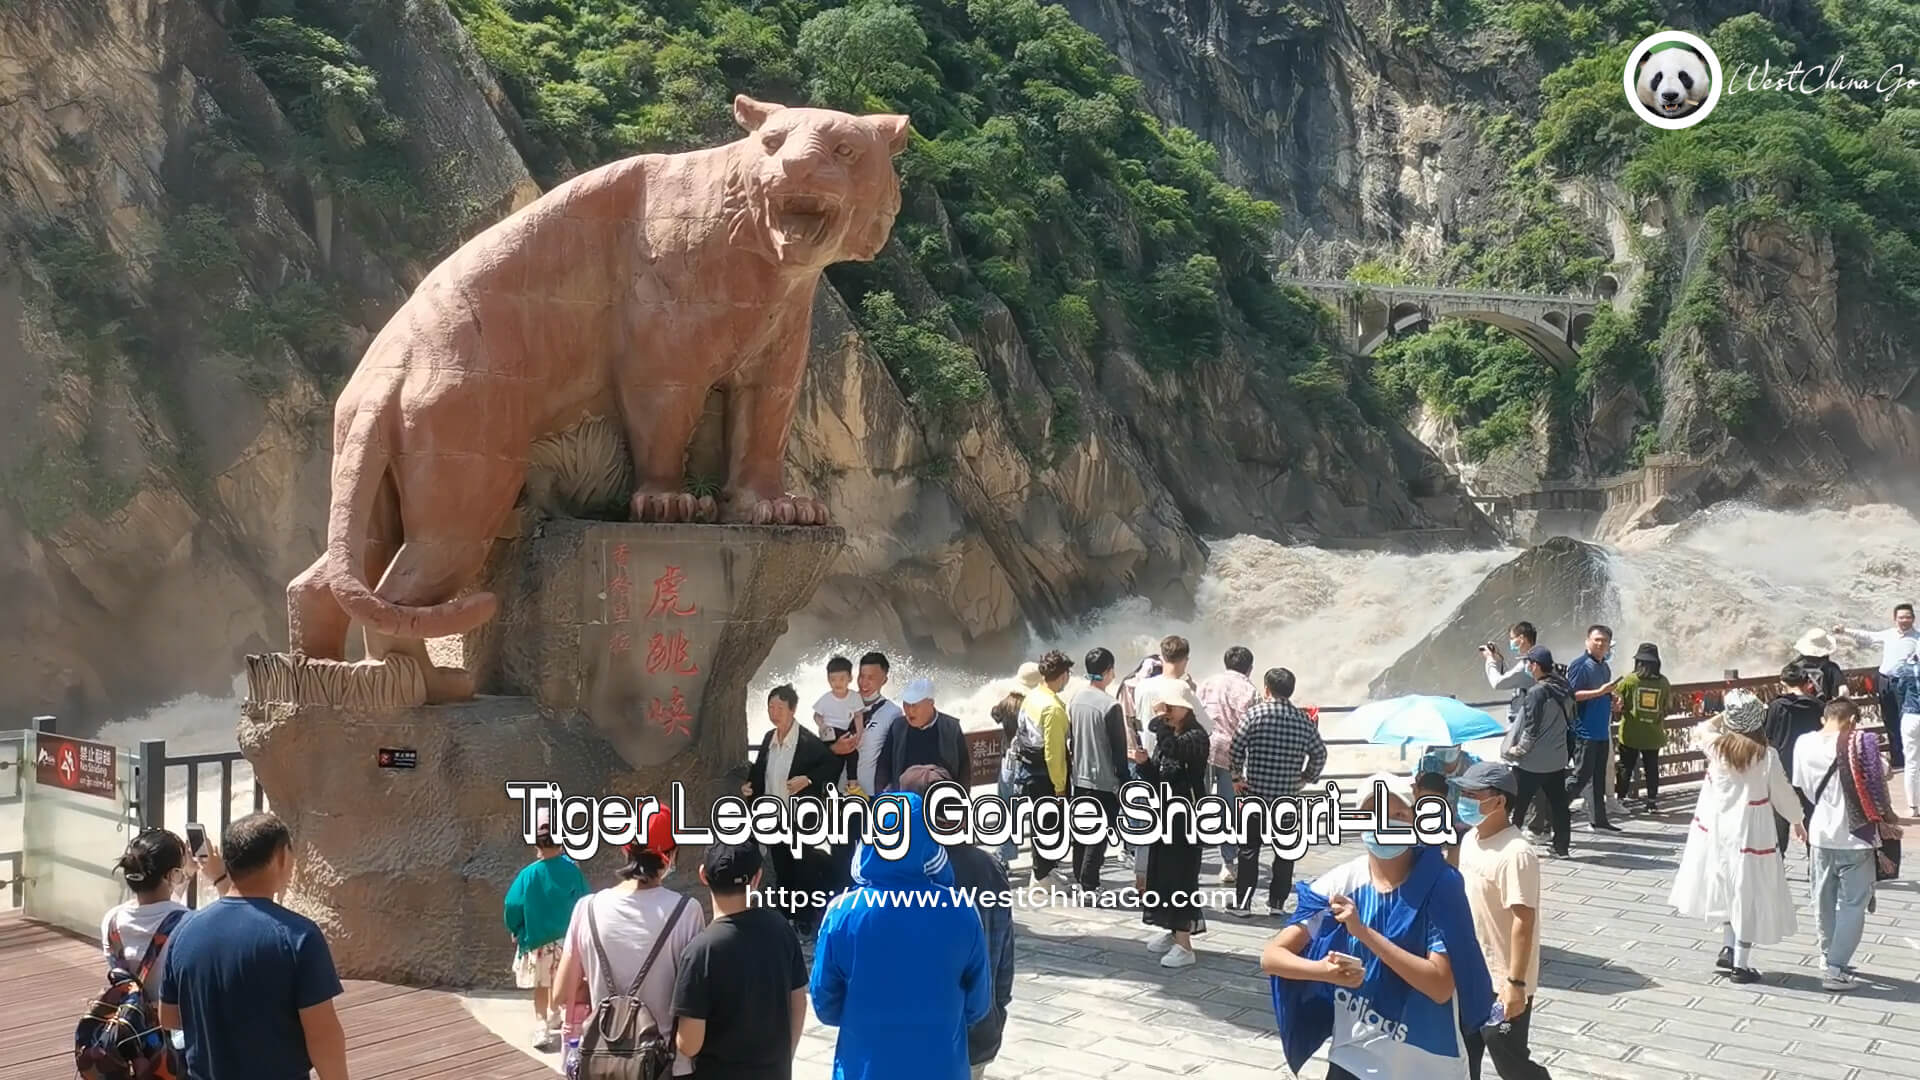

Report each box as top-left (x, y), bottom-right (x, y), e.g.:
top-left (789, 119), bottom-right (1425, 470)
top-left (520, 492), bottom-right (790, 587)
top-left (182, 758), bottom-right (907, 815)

top-left (625, 801), bottom-right (675, 860)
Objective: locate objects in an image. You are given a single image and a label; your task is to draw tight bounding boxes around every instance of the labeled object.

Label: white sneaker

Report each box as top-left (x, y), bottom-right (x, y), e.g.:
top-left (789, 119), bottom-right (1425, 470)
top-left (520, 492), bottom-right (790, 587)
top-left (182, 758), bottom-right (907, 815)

top-left (1160, 943), bottom-right (1196, 968)
top-left (531, 1023), bottom-right (556, 1050)
top-left (1147, 930), bottom-right (1174, 954)
top-left (1218, 865), bottom-right (1236, 885)
top-left (1822, 971), bottom-right (1861, 992)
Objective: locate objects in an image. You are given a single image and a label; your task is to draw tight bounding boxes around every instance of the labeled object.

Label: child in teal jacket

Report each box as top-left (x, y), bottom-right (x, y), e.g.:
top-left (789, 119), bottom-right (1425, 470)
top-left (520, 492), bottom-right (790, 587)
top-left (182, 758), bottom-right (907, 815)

top-left (504, 816), bottom-right (589, 1050)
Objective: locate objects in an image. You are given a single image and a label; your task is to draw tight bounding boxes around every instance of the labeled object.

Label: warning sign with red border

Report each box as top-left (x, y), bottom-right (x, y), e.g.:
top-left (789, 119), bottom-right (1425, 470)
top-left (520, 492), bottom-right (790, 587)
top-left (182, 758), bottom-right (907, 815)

top-left (34, 735), bottom-right (118, 801)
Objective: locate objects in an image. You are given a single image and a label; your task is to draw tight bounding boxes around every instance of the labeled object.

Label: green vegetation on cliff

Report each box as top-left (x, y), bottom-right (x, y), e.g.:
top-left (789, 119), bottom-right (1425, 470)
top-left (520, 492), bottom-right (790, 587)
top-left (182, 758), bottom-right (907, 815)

top-left (1373, 2), bottom-right (1920, 467)
top-left (444, 0), bottom-right (1337, 430)
top-left (4, 1), bottom-right (448, 534)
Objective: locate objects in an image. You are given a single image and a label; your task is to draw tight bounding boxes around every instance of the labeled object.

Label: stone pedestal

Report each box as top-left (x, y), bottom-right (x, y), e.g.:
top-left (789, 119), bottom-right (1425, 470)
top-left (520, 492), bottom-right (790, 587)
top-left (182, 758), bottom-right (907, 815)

top-left (238, 698), bottom-right (637, 988)
top-left (462, 521), bottom-right (842, 773)
top-left (240, 523), bottom-right (842, 988)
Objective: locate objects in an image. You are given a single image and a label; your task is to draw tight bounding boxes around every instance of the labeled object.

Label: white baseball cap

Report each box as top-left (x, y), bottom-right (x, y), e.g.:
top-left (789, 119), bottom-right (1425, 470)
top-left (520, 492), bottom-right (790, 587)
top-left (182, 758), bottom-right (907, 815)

top-left (901, 677), bottom-right (935, 705)
top-left (1357, 771), bottom-right (1417, 810)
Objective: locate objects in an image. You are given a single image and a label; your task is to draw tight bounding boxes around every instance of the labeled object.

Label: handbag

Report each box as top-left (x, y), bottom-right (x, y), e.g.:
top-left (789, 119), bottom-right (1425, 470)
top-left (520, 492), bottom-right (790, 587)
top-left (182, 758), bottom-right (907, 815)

top-left (574, 894), bottom-right (691, 1080)
top-left (1811, 747), bottom-right (1902, 881)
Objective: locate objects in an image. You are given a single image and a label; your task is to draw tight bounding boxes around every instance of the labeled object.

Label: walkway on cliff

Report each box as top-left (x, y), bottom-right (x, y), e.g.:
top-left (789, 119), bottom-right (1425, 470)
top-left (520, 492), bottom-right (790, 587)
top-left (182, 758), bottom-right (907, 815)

top-left (786, 811), bottom-right (1920, 1080)
top-left (0, 913), bottom-right (553, 1080)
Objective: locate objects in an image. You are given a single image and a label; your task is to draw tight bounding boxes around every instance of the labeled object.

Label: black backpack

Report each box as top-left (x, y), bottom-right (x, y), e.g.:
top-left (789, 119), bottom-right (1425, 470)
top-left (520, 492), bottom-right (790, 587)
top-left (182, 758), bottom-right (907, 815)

top-left (76, 910), bottom-right (187, 1080)
top-left (575, 895), bottom-right (691, 1080)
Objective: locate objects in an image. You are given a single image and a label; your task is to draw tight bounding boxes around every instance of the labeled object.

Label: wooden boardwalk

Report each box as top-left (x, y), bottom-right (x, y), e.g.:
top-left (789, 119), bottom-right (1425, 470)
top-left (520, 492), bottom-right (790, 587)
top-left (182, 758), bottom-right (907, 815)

top-left (0, 914), bottom-right (554, 1079)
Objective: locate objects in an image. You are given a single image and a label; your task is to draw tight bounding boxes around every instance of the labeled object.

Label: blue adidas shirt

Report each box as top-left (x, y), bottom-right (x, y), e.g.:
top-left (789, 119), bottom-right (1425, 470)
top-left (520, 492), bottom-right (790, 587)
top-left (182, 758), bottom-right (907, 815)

top-left (1309, 859), bottom-right (1467, 1078)
top-left (1271, 848), bottom-right (1491, 1080)
top-left (160, 897), bottom-right (343, 1080)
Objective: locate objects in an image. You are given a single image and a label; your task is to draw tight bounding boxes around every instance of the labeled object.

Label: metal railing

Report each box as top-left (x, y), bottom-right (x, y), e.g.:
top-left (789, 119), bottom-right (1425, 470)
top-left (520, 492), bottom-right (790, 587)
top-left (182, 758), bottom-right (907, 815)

top-left (132, 739), bottom-right (266, 908)
top-left (1280, 277), bottom-right (1604, 308)
top-left (0, 717), bottom-right (57, 909)
top-left (24, 664), bottom-right (1894, 907)
top-left (949, 668), bottom-right (1890, 792)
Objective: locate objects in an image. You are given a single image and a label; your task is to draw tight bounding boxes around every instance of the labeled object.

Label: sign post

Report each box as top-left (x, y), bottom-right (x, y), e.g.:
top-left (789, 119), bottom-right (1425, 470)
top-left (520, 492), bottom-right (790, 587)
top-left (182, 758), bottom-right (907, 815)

top-left (33, 734), bottom-right (118, 802)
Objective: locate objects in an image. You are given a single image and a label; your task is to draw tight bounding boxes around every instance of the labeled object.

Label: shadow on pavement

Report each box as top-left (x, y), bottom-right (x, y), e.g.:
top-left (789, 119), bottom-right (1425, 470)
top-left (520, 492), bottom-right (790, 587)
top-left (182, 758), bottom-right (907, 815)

top-left (1538, 944), bottom-right (1658, 995)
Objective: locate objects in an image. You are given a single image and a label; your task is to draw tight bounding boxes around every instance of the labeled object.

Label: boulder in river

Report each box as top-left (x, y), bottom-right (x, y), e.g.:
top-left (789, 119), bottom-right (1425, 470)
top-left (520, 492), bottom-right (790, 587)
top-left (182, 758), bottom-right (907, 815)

top-left (1368, 538), bottom-right (1622, 705)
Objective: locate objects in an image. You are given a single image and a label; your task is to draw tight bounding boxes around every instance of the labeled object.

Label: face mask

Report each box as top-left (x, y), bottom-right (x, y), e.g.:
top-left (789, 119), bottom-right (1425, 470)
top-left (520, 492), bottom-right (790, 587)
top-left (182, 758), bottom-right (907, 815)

top-left (1363, 832), bottom-right (1413, 860)
top-left (1602, 649), bottom-right (1614, 663)
top-left (1507, 641), bottom-right (1521, 654)
top-left (1456, 796), bottom-right (1485, 827)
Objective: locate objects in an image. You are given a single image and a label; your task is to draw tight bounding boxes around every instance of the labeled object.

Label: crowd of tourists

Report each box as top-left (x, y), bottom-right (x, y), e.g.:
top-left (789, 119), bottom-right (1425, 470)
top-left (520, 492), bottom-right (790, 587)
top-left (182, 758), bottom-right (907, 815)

top-left (87, 605), bottom-right (1917, 1080)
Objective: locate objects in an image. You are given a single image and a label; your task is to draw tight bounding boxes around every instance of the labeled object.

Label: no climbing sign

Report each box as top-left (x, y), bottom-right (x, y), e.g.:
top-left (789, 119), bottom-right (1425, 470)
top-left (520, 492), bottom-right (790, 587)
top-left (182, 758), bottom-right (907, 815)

top-left (34, 735), bottom-right (118, 801)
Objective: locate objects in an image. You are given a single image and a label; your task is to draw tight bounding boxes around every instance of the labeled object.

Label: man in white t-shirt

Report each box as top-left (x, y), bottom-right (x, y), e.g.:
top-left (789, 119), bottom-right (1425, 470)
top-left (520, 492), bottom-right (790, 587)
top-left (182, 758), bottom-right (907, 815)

top-left (853, 652), bottom-right (904, 798)
top-left (1790, 699), bottom-right (1878, 992)
top-left (1835, 603), bottom-right (1920, 770)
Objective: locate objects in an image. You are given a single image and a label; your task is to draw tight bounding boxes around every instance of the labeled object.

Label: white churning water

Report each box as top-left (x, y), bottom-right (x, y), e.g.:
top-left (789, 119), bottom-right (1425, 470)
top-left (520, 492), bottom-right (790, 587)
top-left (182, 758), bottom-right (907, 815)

top-left (95, 503), bottom-right (1920, 774)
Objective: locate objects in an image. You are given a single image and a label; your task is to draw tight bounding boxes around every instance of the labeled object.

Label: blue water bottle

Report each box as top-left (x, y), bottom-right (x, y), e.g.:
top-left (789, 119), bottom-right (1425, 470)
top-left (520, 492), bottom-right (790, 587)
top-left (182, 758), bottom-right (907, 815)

top-left (563, 1035), bottom-right (582, 1079)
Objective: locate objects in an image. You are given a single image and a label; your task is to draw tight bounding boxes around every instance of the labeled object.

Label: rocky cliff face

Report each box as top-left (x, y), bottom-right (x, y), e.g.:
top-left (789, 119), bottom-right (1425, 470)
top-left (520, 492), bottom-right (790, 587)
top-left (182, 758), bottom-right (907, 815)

top-left (0, 0), bottom-right (1486, 728)
top-left (1059, 0), bottom-right (1520, 276)
top-left (1655, 220), bottom-right (1920, 505)
top-left (1067, 0), bottom-right (1920, 511)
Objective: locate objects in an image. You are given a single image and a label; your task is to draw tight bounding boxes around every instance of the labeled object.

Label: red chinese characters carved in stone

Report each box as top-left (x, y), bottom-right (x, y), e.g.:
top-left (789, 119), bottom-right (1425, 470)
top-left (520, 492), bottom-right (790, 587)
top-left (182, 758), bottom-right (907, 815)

top-left (645, 566), bottom-right (699, 618)
top-left (610, 631), bottom-right (633, 656)
top-left (608, 545), bottom-right (633, 624)
top-left (645, 631), bottom-right (700, 676)
top-left (649, 688), bottom-right (694, 738)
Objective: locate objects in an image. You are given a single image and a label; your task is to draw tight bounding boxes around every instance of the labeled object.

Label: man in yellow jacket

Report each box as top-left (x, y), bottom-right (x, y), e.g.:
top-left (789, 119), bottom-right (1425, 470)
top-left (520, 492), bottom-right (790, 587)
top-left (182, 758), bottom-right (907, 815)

top-left (1016, 649), bottom-right (1075, 883)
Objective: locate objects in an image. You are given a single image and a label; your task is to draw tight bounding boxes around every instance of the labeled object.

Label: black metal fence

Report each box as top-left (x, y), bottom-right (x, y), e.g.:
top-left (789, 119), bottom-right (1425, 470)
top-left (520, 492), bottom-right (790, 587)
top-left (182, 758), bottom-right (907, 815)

top-left (131, 740), bottom-right (265, 908)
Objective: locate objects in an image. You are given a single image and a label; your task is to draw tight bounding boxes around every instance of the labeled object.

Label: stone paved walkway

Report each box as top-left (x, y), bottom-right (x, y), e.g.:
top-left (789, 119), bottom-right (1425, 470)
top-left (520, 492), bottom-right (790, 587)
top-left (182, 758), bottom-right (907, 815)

top-left (791, 805), bottom-right (1920, 1080)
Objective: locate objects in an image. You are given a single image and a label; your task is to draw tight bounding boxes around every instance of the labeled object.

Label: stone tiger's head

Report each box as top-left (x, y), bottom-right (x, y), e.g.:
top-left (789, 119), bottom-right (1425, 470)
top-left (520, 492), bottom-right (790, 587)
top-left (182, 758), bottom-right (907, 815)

top-left (727, 95), bottom-right (910, 268)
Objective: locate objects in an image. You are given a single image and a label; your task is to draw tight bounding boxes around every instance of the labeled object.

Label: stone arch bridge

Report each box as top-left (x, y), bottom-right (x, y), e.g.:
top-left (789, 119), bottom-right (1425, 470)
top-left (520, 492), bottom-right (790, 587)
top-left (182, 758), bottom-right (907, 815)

top-left (1284, 279), bottom-right (1604, 372)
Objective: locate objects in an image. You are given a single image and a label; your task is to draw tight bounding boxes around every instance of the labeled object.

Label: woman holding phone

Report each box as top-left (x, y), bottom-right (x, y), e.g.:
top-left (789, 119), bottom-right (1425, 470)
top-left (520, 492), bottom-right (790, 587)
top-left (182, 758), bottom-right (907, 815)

top-left (1264, 773), bottom-right (1493, 1079)
top-left (101, 828), bottom-right (233, 1010)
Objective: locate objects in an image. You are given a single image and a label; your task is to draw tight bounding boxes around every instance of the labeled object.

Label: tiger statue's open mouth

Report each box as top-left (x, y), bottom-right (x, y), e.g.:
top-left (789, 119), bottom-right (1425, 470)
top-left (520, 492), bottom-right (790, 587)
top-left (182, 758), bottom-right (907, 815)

top-left (772, 193), bottom-right (843, 252)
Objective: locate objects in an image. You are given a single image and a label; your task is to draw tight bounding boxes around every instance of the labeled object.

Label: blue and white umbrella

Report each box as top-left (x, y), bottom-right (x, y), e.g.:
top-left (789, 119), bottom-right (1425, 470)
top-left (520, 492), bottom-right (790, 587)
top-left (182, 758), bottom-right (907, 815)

top-left (1357, 694), bottom-right (1505, 750)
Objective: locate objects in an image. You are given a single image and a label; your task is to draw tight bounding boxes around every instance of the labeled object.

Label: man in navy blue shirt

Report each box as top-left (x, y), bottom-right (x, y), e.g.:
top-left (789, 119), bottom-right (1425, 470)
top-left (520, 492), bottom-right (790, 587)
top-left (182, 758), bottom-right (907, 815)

top-left (1562, 625), bottom-right (1622, 833)
top-left (160, 812), bottom-right (347, 1080)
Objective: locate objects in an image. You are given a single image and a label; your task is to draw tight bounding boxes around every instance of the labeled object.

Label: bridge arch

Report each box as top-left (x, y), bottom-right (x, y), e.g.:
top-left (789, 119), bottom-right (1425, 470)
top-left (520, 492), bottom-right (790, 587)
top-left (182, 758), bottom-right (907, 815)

top-left (1358, 308), bottom-right (1583, 373)
top-left (1283, 278), bottom-right (1600, 375)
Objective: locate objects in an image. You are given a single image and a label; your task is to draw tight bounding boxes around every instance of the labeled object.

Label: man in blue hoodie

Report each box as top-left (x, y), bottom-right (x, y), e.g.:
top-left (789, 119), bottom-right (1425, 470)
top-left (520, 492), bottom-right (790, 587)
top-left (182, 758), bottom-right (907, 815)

top-left (810, 789), bottom-right (992, 1080)
top-left (899, 765), bottom-right (1014, 1080)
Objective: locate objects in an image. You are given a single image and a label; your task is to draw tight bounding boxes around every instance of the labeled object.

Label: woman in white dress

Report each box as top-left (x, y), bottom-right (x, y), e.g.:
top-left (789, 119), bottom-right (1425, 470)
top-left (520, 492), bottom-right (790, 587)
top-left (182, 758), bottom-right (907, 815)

top-left (1668, 689), bottom-right (1806, 983)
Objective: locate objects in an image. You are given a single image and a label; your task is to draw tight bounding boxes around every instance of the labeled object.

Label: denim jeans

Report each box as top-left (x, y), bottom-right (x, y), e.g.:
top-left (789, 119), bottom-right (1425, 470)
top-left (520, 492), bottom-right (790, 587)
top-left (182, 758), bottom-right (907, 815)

top-left (995, 770), bottom-right (1018, 864)
top-left (1211, 764), bottom-right (1239, 868)
top-left (1811, 845), bottom-right (1875, 974)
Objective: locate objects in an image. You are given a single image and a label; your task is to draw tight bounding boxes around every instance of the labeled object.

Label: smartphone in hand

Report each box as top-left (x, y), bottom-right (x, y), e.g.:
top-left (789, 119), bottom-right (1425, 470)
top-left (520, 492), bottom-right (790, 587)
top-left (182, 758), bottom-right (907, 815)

top-left (184, 822), bottom-right (208, 859)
